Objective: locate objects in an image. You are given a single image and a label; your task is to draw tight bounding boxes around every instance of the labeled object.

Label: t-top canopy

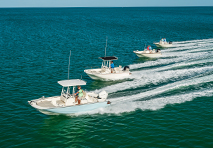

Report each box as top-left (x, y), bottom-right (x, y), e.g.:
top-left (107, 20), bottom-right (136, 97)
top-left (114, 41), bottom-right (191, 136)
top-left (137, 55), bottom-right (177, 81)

top-left (58, 79), bottom-right (86, 87)
top-left (99, 56), bottom-right (118, 61)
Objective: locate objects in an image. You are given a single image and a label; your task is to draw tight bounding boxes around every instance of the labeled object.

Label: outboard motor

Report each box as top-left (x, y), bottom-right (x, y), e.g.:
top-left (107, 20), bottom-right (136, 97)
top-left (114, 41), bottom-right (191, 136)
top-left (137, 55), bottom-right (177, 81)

top-left (123, 66), bottom-right (130, 71)
top-left (169, 41), bottom-right (172, 44)
top-left (98, 91), bottom-right (108, 100)
top-left (156, 49), bottom-right (161, 53)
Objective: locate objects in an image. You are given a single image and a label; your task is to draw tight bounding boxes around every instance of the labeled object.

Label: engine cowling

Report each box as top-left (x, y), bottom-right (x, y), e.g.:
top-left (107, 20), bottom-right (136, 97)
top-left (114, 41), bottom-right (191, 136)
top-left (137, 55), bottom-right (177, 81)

top-left (156, 49), bottom-right (161, 53)
top-left (98, 91), bottom-right (108, 100)
top-left (123, 66), bottom-right (130, 71)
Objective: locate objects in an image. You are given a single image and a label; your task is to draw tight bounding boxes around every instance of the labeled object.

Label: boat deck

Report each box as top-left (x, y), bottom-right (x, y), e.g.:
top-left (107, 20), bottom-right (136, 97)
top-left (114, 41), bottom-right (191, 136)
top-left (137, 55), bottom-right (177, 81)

top-left (37, 101), bottom-right (55, 108)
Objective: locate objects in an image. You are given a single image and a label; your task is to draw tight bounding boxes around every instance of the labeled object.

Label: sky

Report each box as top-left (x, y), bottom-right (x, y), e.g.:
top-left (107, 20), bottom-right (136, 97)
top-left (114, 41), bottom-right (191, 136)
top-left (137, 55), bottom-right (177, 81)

top-left (1, 0), bottom-right (213, 7)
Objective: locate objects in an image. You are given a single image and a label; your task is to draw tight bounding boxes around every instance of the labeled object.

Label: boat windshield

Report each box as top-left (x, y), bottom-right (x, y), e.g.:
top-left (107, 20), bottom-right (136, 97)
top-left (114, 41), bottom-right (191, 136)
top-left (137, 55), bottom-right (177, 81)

top-left (102, 60), bottom-right (111, 68)
top-left (61, 86), bottom-right (73, 98)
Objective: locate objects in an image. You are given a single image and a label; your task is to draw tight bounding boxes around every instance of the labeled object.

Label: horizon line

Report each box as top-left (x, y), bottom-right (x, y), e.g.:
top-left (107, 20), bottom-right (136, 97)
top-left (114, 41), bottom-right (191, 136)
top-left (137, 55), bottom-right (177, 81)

top-left (0, 6), bottom-right (213, 8)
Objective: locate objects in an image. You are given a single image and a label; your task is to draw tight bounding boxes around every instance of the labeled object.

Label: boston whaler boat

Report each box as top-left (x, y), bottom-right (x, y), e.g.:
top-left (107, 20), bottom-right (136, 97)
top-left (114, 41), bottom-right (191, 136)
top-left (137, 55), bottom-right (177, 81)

top-left (28, 51), bottom-right (110, 115)
top-left (133, 44), bottom-right (162, 58)
top-left (84, 38), bottom-right (131, 81)
top-left (28, 80), bottom-right (110, 115)
top-left (84, 56), bottom-right (130, 81)
top-left (154, 38), bottom-right (172, 48)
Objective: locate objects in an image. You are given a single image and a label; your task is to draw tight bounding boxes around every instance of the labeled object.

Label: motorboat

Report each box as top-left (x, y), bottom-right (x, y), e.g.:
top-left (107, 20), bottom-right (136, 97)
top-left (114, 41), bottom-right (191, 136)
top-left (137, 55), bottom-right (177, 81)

top-left (28, 51), bottom-right (110, 115)
top-left (28, 79), bottom-right (110, 115)
top-left (84, 56), bottom-right (131, 81)
top-left (84, 38), bottom-right (131, 81)
top-left (154, 40), bottom-right (172, 48)
top-left (133, 49), bottom-right (162, 58)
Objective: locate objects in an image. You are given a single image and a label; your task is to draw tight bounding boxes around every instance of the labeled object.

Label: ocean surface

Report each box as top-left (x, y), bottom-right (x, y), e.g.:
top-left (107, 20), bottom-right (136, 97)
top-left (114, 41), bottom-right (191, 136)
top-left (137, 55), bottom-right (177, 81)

top-left (0, 7), bottom-right (213, 147)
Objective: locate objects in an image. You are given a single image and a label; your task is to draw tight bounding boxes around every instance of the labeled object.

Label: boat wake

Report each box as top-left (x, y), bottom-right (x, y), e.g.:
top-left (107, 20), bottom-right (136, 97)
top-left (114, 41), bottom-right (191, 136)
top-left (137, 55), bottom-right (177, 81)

top-left (78, 38), bottom-right (213, 115)
top-left (94, 66), bottom-right (213, 94)
top-left (88, 89), bottom-right (213, 114)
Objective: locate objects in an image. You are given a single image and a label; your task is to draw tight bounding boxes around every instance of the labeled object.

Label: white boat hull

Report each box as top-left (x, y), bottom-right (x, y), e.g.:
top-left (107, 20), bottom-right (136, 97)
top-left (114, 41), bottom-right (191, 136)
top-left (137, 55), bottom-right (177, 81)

top-left (38, 102), bottom-right (109, 115)
top-left (154, 42), bottom-right (172, 48)
top-left (84, 69), bottom-right (131, 81)
top-left (133, 50), bottom-right (162, 58)
top-left (29, 90), bottom-right (110, 115)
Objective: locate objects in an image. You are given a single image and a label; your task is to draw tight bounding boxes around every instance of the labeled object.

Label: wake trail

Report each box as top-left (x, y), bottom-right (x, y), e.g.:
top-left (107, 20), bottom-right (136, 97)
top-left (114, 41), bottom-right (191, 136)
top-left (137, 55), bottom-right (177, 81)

top-left (130, 51), bottom-right (212, 70)
top-left (78, 39), bottom-right (213, 115)
top-left (130, 38), bottom-right (213, 70)
top-left (109, 73), bottom-right (213, 103)
top-left (172, 38), bottom-right (213, 45)
top-left (94, 66), bottom-right (213, 95)
top-left (84, 89), bottom-right (213, 115)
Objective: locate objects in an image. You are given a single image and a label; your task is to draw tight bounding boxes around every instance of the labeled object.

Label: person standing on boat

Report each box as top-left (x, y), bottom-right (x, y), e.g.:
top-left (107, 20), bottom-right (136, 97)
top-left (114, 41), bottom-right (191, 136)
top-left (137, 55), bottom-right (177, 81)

top-left (161, 38), bottom-right (164, 43)
top-left (147, 45), bottom-right (150, 50)
top-left (147, 45), bottom-right (152, 53)
top-left (149, 45), bottom-right (152, 53)
top-left (75, 86), bottom-right (83, 105)
top-left (164, 38), bottom-right (167, 43)
top-left (110, 61), bottom-right (114, 73)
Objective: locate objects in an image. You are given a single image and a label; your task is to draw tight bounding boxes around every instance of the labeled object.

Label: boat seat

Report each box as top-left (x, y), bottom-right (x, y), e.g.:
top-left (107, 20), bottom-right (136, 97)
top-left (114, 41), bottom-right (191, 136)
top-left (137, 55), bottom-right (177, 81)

top-left (101, 67), bottom-right (106, 72)
top-left (152, 49), bottom-right (156, 53)
top-left (37, 101), bottom-right (55, 108)
top-left (87, 95), bottom-right (98, 103)
top-left (56, 95), bottom-right (67, 106)
top-left (56, 100), bottom-right (66, 107)
top-left (80, 98), bottom-right (88, 104)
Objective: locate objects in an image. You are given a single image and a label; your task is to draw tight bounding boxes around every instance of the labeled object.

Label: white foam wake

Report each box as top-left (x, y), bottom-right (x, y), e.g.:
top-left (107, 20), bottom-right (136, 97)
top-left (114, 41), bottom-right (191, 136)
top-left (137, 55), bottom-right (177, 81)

top-left (106, 73), bottom-right (213, 105)
top-left (172, 38), bottom-right (213, 45)
top-left (130, 51), bottom-right (212, 70)
top-left (69, 88), bottom-right (211, 116)
top-left (84, 89), bottom-right (213, 115)
top-left (94, 66), bottom-right (213, 94)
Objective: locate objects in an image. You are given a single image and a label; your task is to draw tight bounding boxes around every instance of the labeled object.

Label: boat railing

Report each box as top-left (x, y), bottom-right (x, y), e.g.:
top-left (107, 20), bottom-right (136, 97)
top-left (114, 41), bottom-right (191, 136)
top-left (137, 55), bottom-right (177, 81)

top-left (67, 93), bottom-right (73, 99)
top-left (61, 92), bottom-right (67, 98)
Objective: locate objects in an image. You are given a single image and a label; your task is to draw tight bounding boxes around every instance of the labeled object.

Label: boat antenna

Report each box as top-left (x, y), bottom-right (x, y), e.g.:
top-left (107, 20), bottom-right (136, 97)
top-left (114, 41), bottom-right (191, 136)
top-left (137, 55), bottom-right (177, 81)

top-left (105, 36), bottom-right (108, 57)
top-left (68, 50), bottom-right (71, 80)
